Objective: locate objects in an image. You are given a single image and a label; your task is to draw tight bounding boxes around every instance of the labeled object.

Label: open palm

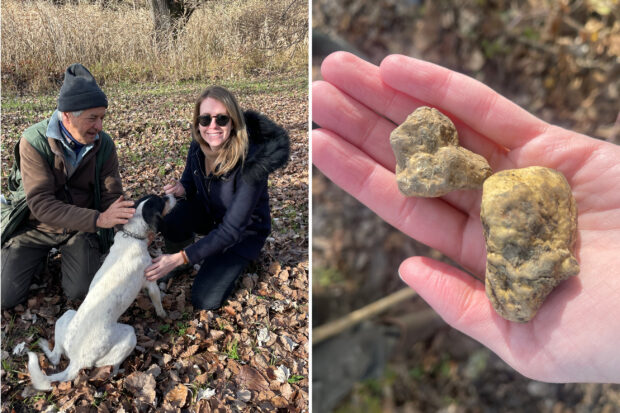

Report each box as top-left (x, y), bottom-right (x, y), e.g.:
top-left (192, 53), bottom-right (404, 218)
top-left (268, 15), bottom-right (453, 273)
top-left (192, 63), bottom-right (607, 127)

top-left (312, 52), bottom-right (620, 383)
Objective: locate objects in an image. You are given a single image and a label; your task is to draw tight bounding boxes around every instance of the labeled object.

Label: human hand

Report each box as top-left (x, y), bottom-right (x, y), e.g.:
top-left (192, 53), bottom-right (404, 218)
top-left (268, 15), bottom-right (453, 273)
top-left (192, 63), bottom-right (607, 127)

top-left (144, 253), bottom-right (185, 282)
top-left (96, 196), bottom-right (135, 228)
top-left (312, 52), bottom-right (620, 383)
top-left (164, 181), bottom-right (186, 198)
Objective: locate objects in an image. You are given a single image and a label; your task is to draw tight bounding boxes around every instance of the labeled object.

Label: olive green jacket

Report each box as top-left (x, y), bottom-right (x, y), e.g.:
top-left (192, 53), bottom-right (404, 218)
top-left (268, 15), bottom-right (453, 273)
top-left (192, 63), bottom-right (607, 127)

top-left (1, 115), bottom-right (122, 250)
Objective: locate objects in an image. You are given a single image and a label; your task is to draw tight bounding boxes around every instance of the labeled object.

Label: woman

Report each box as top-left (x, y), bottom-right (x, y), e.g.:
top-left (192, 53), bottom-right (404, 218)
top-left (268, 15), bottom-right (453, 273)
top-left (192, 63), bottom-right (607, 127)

top-left (144, 86), bottom-right (289, 310)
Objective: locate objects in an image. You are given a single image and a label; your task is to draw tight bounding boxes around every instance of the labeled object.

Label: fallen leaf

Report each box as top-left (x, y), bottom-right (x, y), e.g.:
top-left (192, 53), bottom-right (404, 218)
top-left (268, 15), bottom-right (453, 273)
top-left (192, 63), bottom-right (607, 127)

top-left (146, 364), bottom-right (161, 378)
top-left (238, 365), bottom-right (270, 392)
top-left (180, 344), bottom-right (199, 358)
top-left (88, 365), bottom-right (113, 386)
top-left (162, 353), bottom-right (173, 365)
top-left (272, 395), bottom-right (290, 408)
top-left (275, 365), bottom-right (290, 383)
top-left (209, 330), bottom-right (225, 341)
top-left (281, 382), bottom-right (294, 400)
top-left (279, 335), bottom-right (298, 352)
top-left (222, 305), bottom-right (236, 316)
top-left (165, 383), bottom-right (189, 408)
top-left (268, 261), bottom-right (282, 274)
top-left (57, 381), bottom-right (72, 391)
top-left (257, 328), bottom-right (270, 347)
top-left (278, 269), bottom-right (290, 282)
top-left (12, 342), bottom-right (26, 356)
top-left (123, 371), bottom-right (156, 405)
top-left (197, 387), bottom-right (216, 402)
top-left (194, 372), bottom-right (208, 385)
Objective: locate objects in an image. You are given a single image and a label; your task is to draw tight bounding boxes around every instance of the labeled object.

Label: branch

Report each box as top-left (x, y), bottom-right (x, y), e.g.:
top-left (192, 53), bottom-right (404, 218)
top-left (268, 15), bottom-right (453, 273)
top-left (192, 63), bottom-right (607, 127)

top-left (313, 288), bottom-right (418, 345)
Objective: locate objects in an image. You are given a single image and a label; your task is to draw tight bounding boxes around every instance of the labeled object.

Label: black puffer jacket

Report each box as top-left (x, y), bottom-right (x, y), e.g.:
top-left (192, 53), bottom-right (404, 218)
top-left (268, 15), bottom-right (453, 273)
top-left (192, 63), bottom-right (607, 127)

top-left (180, 110), bottom-right (290, 263)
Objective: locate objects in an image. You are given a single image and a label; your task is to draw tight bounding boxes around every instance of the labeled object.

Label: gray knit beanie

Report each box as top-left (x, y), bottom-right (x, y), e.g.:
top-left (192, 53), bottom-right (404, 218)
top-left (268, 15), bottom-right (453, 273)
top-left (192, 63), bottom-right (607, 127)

top-left (57, 63), bottom-right (108, 112)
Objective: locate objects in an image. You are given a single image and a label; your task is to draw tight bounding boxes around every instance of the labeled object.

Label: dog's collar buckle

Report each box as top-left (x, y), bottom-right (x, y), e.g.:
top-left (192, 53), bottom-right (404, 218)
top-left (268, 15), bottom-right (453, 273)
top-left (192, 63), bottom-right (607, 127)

top-left (120, 229), bottom-right (147, 240)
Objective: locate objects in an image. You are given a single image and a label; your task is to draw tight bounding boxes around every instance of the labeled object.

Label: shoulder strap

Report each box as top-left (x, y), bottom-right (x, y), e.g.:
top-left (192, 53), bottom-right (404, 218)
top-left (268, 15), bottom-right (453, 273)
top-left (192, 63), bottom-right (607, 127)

top-left (7, 138), bottom-right (25, 196)
top-left (93, 131), bottom-right (114, 211)
top-left (23, 119), bottom-right (54, 169)
top-left (93, 132), bottom-right (115, 253)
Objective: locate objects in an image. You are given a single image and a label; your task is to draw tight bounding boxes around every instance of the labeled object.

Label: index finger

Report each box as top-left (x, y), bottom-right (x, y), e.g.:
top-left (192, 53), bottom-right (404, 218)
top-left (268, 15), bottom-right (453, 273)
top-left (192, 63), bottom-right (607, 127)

top-left (379, 54), bottom-right (549, 150)
top-left (116, 200), bottom-right (135, 208)
top-left (312, 80), bottom-right (396, 171)
top-left (318, 52), bottom-right (509, 171)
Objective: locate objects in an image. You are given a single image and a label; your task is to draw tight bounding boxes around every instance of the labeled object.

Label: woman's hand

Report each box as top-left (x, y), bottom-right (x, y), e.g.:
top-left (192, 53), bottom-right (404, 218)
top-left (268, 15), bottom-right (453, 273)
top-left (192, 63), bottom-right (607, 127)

top-left (164, 181), bottom-right (186, 198)
top-left (312, 52), bottom-right (620, 383)
top-left (144, 252), bottom-right (186, 281)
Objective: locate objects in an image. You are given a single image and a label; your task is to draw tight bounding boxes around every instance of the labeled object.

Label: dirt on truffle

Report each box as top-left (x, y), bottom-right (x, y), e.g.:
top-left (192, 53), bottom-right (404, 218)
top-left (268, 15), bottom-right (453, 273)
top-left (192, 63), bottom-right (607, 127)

top-left (391, 106), bottom-right (492, 197)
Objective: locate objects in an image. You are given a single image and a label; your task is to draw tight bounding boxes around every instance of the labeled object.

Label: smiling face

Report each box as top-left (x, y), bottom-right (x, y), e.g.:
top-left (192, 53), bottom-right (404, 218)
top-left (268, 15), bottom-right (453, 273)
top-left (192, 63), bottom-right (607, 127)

top-left (62, 107), bottom-right (107, 145)
top-left (198, 98), bottom-right (232, 149)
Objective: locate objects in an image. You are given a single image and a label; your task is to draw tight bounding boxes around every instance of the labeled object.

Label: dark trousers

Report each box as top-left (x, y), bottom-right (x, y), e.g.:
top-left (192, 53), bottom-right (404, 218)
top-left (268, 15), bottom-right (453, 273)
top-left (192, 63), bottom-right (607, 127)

top-left (163, 199), bottom-right (250, 310)
top-left (1, 225), bottom-right (101, 309)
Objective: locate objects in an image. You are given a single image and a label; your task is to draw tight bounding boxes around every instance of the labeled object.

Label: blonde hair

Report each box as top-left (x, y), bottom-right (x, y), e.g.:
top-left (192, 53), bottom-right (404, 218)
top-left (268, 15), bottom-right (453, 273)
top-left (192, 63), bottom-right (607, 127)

top-left (191, 86), bottom-right (248, 177)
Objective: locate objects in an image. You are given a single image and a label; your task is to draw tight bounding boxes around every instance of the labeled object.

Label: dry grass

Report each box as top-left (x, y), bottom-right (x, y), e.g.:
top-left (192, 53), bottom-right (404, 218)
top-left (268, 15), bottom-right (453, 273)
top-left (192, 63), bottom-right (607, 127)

top-left (1, 0), bottom-right (308, 92)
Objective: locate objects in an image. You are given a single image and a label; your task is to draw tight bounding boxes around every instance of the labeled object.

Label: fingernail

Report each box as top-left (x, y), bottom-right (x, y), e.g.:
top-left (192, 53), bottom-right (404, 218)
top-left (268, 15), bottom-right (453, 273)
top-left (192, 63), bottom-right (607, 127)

top-left (398, 268), bottom-right (408, 285)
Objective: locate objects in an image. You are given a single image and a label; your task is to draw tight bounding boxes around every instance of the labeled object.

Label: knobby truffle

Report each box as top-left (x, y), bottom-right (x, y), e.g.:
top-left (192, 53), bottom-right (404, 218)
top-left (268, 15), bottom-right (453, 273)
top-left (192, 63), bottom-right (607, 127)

top-left (480, 167), bottom-right (580, 322)
top-left (390, 106), bottom-right (492, 197)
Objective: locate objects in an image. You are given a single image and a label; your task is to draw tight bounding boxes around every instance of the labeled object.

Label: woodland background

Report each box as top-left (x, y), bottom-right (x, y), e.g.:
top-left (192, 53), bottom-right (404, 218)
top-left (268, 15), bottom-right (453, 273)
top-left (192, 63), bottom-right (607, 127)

top-left (1, 0), bottom-right (308, 411)
top-left (312, 0), bottom-right (620, 412)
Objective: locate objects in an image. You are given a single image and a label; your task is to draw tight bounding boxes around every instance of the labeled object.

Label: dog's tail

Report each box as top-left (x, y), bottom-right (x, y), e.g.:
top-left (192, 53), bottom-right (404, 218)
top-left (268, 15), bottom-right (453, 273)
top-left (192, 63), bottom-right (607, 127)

top-left (27, 352), bottom-right (78, 391)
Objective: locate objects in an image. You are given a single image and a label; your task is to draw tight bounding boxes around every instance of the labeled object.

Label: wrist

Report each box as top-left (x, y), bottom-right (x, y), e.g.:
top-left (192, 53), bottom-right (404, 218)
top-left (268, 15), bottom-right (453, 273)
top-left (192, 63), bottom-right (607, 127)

top-left (179, 250), bottom-right (189, 266)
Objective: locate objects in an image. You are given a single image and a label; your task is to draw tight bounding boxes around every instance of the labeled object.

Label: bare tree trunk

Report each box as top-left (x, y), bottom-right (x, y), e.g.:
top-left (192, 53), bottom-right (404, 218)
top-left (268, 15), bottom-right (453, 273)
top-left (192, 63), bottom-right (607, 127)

top-left (150, 0), bottom-right (196, 44)
top-left (150, 0), bottom-right (172, 44)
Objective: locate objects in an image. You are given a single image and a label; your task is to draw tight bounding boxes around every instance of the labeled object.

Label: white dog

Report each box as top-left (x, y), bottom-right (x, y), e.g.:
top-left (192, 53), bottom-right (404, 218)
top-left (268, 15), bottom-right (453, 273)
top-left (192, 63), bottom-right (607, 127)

top-left (27, 194), bottom-right (176, 391)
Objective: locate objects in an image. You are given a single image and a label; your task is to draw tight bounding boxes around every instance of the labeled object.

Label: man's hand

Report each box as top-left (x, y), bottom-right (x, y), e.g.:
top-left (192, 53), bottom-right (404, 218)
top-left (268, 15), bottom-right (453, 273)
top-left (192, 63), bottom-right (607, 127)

top-left (96, 196), bottom-right (135, 228)
top-left (164, 181), bottom-right (186, 198)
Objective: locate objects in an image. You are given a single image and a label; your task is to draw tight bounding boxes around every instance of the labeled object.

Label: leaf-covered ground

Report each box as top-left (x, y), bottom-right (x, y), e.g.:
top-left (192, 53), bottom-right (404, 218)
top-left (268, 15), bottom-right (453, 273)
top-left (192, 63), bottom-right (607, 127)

top-left (1, 76), bottom-right (308, 412)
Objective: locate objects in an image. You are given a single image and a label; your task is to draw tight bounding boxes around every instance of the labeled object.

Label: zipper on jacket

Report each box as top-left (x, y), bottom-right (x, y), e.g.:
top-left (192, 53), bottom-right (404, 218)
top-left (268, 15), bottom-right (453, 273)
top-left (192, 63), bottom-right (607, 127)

top-left (194, 167), bottom-right (212, 197)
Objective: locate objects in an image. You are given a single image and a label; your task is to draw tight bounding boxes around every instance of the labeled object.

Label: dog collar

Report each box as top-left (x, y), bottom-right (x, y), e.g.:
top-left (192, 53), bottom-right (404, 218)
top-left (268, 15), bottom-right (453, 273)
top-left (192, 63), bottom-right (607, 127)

top-left (120, 229), bottom-right (147, 240)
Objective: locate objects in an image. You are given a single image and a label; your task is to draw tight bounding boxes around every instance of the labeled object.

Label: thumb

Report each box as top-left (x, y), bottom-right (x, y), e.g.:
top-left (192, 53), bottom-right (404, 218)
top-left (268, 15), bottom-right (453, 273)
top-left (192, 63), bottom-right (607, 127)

top-left (398, 256), bottom-right (502, 343)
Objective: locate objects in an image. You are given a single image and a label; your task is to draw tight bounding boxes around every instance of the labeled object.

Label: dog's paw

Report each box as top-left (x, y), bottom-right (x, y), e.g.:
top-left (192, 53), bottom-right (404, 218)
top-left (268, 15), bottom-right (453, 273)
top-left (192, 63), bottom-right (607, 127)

top-left (156, 310), bottom-right (167, 318)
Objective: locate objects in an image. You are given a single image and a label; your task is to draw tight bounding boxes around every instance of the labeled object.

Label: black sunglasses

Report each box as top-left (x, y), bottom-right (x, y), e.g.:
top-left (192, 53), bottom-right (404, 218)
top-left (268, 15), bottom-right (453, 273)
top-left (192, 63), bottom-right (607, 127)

top-left (198, 114), bottom-right (231, 127)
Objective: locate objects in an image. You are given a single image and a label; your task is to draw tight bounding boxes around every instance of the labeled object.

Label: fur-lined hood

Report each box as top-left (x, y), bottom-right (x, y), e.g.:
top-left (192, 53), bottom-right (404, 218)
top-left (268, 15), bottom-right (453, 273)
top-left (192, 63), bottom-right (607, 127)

top-left (241, 110), bottom-right (290, 184)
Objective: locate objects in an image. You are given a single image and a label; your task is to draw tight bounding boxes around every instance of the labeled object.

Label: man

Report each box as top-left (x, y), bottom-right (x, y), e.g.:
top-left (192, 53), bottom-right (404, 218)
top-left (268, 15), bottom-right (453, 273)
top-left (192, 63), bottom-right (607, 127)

top-left (1, 63), bottom-right (135, 309)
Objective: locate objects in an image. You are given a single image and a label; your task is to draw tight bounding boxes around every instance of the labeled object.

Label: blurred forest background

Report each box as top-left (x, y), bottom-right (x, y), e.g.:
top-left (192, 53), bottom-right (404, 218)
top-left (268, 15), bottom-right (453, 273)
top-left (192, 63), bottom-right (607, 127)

top-left (312, 0), bottom-right (619, 412)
